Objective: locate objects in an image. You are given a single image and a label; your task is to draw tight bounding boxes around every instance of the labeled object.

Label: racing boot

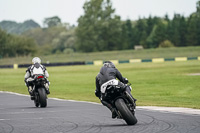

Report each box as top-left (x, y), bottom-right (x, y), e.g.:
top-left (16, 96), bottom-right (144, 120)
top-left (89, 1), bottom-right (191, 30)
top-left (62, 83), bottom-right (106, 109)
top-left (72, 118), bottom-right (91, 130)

top-left (111, 108), bottom-right (117, 119)
top-left (28, 86), bottom-right (34, 100)
top-left (28, 86), bottom-right (33, 94)
top-left (45, 83), bottom-right (50, 94)
top-left (101, 100), bottom-right (117, 118)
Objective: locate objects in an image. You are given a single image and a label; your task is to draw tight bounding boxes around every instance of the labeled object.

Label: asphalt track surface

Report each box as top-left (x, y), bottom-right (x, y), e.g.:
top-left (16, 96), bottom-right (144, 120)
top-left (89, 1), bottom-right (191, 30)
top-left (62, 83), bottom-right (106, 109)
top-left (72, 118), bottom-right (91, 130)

top-left (0, 92), bottom-right (200, 133)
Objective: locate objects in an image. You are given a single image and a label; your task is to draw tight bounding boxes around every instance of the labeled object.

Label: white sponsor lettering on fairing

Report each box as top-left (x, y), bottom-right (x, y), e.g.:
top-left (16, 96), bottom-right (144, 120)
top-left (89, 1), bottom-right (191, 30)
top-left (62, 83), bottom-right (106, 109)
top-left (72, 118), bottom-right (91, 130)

top-left (100, 79), bottom-right (118, 93)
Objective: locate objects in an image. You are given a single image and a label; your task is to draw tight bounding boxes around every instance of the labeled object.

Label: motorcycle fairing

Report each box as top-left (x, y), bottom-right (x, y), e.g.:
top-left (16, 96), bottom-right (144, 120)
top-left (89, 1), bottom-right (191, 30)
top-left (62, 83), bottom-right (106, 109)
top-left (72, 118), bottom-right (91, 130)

top-left (101, 79), bottom-right (119, 93)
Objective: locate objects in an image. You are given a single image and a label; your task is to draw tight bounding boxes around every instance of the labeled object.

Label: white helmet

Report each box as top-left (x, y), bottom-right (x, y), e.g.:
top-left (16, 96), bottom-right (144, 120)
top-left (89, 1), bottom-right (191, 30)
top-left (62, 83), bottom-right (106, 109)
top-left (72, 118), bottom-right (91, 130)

top-left (32, 57), bottom-right (41, 64)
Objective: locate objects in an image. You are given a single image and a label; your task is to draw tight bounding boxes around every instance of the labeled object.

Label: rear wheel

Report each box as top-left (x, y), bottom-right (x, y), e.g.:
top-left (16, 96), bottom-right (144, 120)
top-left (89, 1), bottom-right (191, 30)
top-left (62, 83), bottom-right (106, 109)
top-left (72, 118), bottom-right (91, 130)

top-left (115, 98), bottom-right (137, 125)
top-left (38, 88), bottom-right (47, 107)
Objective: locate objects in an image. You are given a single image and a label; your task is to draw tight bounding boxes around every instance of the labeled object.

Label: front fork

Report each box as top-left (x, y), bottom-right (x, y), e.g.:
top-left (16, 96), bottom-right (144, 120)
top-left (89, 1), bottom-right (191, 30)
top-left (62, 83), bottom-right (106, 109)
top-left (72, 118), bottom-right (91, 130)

top-left (124, 91), bottom-right (136, 112)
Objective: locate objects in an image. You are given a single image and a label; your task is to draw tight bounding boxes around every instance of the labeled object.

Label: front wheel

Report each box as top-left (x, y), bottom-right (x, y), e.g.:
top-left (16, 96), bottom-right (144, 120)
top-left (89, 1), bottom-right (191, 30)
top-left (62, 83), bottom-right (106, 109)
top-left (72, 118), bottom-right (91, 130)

top-left (38, 88), bottom-right (47, 107)
top-left (115, 98), bottom-right (137, 125)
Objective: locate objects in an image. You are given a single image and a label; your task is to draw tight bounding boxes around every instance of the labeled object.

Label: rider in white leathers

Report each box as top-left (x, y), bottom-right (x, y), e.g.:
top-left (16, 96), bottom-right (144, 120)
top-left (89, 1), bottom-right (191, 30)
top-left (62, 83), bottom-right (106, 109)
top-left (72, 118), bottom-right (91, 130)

top-left (24, 57), bottom-right (50, 99)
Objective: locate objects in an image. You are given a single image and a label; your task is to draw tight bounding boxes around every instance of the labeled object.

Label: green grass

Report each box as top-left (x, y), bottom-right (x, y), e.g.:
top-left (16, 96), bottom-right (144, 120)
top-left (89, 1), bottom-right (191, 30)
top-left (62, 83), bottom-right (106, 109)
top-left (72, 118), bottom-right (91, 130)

top-left (0, 60), bottom-right (200, 109)
top-left (0, 46), bottom-right (200, 65)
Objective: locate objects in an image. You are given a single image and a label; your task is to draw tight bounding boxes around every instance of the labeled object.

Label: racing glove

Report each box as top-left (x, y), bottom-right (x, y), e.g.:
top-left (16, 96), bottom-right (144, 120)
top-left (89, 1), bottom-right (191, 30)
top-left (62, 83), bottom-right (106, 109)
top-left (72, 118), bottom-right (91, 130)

top-left (124, 78), bottom-right (129, 84)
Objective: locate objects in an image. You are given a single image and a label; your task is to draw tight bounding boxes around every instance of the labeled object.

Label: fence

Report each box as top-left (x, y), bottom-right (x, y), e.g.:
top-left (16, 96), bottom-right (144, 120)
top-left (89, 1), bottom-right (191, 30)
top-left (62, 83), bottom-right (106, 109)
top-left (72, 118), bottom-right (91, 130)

top-left (0, 56), bottom-right (199, 69)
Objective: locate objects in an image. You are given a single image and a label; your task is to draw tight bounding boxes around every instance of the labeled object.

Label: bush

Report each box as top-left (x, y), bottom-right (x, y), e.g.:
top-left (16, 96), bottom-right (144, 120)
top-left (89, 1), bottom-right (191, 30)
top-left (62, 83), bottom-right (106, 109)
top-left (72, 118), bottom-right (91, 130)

top-left (159, 40), bottom-right (174, 48)
top-left (63, 48), bottom-right (74, 54)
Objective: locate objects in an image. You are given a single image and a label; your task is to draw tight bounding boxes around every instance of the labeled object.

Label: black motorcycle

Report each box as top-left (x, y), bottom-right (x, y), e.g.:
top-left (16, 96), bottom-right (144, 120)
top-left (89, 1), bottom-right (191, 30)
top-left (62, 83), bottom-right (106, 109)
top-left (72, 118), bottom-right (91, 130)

top-left (32, 74), bottom-right (48, 108)
top-left (104, 82), bottom-right (137, 125)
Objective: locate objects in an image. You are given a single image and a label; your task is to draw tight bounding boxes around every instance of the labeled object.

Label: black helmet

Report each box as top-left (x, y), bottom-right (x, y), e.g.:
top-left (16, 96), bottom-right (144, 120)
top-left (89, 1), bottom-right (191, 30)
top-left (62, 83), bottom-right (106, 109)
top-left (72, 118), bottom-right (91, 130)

top-left (103, 61), bottom-right (115, 68)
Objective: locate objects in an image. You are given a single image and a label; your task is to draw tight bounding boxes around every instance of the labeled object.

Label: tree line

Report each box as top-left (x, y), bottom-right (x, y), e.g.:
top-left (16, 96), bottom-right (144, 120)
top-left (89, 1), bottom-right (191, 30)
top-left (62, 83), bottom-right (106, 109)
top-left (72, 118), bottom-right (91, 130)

top-left (76, 0), bottom-right (200, 52)
top-left (0, 20), bottom-right (40, 34)
top-left (0, 28), bottom-right (37, 58)
top-left (0, 0), bottom-right (200, 57)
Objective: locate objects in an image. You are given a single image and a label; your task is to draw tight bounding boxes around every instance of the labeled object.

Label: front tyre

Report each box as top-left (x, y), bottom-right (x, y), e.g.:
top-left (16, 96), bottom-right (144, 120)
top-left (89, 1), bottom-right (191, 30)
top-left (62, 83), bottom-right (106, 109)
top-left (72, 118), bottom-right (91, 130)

top-left (115, 98), bottom-right (137, 125)
top-left (38, 88), bottom-right (47, 107)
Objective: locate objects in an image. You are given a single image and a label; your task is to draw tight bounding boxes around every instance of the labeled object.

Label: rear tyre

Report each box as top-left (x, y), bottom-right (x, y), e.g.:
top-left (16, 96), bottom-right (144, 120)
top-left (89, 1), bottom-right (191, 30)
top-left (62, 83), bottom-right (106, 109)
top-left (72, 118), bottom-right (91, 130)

top-left (38, 88), bottom-right (47, 107)
top-left (115, 98), bottom-right (137, 125)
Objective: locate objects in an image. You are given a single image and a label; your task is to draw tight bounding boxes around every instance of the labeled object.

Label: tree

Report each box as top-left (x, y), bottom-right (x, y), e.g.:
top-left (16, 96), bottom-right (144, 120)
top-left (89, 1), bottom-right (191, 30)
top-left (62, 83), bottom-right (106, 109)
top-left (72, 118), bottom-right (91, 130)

top-left (43, 16), bottom-right (61, 28)
top-left (197, 0), bottom-right (200, 15)
top-left (133, 18), bottom-right (148, 47)
top-left (0, 28), bottom-right (8, 57)
top-left (146, 15), bottom-right (154, 35)
top-left (186, 14), bottom-right (199, 46)
top-left (179, 16), bottom-right (187, 46)
top-left (196, 0), bottom-right (200, 45)
top-left (23, 25), bottom-right (76, 55)
top-left (120, 19), bottom-right (133, 49)
top-left (146, 25), bottom-right (157, 48)
top-left (154, 20), bottom-right (167, 47)
top-left (0, 28), bottom-right (37, 57)
top-left (51, 29), bottom-right (76, 53)
top-left (167, 14), bottom-right (187, 46)
top-left (146, 19), bottom-right (167, 48)
top-left (75, 0), bottom-right (122, 52)
top-left (0, 20), bottom-right (40, 34)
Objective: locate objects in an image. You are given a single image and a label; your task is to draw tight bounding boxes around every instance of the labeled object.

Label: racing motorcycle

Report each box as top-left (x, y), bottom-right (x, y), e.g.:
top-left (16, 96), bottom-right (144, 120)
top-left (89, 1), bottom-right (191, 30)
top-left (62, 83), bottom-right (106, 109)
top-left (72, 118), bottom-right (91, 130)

top-left (101, 79), bottom-right (137, 125)
top-left (31, 74), bottom-right (48, 108)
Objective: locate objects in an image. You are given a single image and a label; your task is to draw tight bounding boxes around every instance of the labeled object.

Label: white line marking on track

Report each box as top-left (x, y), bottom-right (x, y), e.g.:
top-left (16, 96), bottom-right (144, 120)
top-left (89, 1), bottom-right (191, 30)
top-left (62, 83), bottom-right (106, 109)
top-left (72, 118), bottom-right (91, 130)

top-left (0, 117), bottom-right (65, 121)
top-left (137, 106), bottom-right (200, 115)
top-left (0, 119), bottom-right (10, 121)
top-left (0, 111), bottom-right (57, 115)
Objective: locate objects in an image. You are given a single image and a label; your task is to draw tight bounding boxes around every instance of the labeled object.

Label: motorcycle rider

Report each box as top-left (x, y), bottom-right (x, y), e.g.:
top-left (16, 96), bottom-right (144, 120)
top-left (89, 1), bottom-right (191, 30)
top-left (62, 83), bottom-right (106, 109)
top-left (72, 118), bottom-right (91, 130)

top-left (95, 61), bottom-right (135, 118)
top-left (24, 57), bottom-right (50, 99)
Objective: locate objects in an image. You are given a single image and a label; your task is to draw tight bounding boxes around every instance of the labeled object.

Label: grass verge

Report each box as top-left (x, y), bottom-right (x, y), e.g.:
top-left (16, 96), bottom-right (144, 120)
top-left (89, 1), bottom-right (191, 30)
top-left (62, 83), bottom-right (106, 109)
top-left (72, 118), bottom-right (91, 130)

top-left (0, 46), bottom-right (200, 65)
top-left (0, 60), bottom-right (200, 108)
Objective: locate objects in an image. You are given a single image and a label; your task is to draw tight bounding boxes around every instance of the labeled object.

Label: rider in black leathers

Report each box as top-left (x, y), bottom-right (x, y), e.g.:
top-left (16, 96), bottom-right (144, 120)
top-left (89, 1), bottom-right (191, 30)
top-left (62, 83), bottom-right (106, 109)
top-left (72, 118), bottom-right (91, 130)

top-left (95, 61), bottom-right (134, 118)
